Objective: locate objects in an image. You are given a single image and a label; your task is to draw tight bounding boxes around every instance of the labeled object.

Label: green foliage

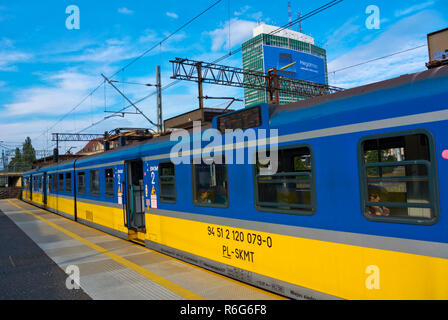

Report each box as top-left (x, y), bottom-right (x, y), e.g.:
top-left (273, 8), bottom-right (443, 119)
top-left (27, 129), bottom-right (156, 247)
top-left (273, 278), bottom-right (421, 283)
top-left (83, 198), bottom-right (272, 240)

top-left (7, 137), bottom-right (36, 172)
top-left (365, 149), bottom-right (399, 177)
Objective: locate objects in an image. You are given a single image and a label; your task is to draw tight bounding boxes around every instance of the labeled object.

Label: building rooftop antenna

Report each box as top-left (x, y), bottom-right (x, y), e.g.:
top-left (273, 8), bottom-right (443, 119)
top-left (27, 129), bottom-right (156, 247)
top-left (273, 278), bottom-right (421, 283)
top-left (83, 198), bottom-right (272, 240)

top-left (298, 11), bottom-right (303, 33)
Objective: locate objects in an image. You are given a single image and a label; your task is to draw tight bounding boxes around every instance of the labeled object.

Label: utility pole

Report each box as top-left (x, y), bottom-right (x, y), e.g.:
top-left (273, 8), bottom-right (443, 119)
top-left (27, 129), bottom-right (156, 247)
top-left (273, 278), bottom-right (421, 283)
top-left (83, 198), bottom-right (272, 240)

top-left (196, 62), bottom-right (204, 122)
top-left (156, 65), bottom-right (163, 133)
top-left (1, 149), bottom-right (6, 171)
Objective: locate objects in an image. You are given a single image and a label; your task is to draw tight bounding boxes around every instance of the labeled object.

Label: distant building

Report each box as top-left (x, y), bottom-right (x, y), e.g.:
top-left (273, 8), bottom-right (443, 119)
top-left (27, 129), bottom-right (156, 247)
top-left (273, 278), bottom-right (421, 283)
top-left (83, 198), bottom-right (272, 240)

top-left (242, 23), bottom-right (328, 107)
top-left (77, 138), bottom-right (104, 156)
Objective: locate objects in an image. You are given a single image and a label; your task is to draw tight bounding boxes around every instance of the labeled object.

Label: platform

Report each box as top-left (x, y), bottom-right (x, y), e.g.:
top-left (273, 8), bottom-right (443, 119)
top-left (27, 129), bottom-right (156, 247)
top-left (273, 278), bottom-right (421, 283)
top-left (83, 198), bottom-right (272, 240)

top-left (0, 199), bottom-right (286, 300)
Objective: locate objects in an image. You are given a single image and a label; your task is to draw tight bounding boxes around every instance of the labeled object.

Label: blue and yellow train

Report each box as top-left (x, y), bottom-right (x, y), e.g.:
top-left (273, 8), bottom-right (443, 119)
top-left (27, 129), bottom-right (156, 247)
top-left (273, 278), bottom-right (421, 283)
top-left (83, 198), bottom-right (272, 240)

top-left (22, 65), bottom-right (448, 299)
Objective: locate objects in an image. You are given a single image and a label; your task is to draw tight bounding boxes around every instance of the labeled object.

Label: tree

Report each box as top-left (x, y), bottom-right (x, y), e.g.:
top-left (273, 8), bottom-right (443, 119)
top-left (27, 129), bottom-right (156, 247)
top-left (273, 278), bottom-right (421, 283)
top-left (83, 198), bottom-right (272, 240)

top-left (7, 137), bottom-right (36, 172)
top-left (8, 147), bottom-right (22, 172)
top-left (22, 137), bottom-right (36, 171)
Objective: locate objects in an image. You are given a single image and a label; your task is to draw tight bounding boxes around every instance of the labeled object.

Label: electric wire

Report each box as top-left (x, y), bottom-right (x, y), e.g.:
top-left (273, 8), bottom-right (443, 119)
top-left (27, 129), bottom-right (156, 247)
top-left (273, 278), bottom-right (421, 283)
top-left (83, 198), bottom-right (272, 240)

top-left (34, 0), bottom-right (222, 143)
top-left (77, 0), bottom-right (344, 133)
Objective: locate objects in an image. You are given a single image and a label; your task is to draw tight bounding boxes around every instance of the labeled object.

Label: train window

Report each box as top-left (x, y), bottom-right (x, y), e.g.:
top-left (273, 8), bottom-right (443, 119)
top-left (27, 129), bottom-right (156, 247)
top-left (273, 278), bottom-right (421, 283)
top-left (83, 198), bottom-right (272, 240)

top-left (159, 162), bottom-right (176, 203)
top-left (78, 172), bottom-right (86, 195)
top-left (360, 131), bottom-right (439, 224)
top-left (105, 168), bottom-right (114, 197)
top-left (58, 173), bottom-right (64, 192)
top-left (66, 173), bottom-right (72, 193)
top-left (90, 170), bottom-right (100, 196)
top-left (192, 157), bottom-right (228, 207)
top-left (52, 174), bottom-right (58, 192)
top-left (254, 145), bottom-right (315, 214)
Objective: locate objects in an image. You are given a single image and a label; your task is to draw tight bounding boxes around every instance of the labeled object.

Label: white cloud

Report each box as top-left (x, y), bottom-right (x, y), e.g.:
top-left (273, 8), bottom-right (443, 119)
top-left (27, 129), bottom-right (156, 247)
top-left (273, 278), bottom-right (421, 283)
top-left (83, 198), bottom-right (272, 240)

top-left (207, 18), bottom-right (257, 52)
top-left (166, 12), bottom-right (178, 19)
top-left (138, 29), bottom-right (159, 43)
top-left (327, 10), bottom-right (445, 89)
top-left (0, 37), bottom-right (14, 48)
top-left (59, 39), bottom-right (137, 63)
top-left (0, 51), bottom-right (32, 71)
top-left (118, 7), bottom-right (133, 15)
top-left (234, 5), bottom-right (250, 16)
top-left (4, 71), bottom-right (104, 117)
top-left (324, 16), bottom-right (361, 48)
top-left (249, 11), bottom-right (263, 20)
top-left (395, 1), bottom-right (434, 17)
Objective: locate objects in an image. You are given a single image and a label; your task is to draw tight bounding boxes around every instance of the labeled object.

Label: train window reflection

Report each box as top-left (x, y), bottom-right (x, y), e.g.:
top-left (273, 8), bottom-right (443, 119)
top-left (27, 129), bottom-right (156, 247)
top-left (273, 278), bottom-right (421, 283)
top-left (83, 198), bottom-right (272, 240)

top-left (58, 173), bottom-right (64, 192)
top-left (90, 170), bottom-right (100, 196)
top-left (361, 132), bottom-right (438, 222)
top-left (78, 172), bottom-right (86, 195)
top-left (159, 162), bottom-right (176, 203)
top-left (105, 168), bottom-right (114, 197)
top-left (52, 174), bottom-right (57, 192)
top-left (66, 172), bottom-right (72, 193)
top-left (255, 146), bottom-right (315, 214)
top-left (193, 157), bottom-right (228, 207)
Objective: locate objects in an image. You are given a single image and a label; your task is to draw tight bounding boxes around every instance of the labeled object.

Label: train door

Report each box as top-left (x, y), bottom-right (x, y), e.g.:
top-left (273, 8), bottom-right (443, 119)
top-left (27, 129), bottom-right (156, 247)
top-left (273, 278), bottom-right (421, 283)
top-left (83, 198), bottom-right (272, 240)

top-left (124, 159), bottom-right (146, 244)
top-left (43, 173), bottom-right (47, 205)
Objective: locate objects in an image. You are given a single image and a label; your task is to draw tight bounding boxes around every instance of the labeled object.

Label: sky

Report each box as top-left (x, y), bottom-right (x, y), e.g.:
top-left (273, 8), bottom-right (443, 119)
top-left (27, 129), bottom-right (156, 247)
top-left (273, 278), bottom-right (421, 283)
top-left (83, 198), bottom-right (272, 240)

top-left (0, 0), bottom-right (447, 160)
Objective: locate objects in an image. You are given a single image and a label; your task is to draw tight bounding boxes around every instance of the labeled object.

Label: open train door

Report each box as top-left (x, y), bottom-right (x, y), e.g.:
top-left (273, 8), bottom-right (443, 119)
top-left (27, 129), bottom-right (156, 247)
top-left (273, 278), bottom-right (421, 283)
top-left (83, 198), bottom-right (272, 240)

top-left (123, 159), bottom-right (146, 245)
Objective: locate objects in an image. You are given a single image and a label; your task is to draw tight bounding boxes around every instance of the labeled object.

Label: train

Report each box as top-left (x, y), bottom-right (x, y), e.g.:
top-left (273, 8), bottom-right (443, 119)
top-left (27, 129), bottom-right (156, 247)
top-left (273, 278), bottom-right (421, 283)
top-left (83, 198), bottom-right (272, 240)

top-left (22, 64), bottom-right (448, 299)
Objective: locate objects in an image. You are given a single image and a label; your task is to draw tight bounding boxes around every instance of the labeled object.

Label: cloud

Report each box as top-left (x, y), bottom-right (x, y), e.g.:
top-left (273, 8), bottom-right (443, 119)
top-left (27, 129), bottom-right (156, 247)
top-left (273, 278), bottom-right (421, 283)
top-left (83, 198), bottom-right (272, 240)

top-left (0, 51), bottom-right (33, 71)
top-left (166, 12), bottom-right (178, 19)
top-left (207, 18), bottom-right (257, 52)
top-left (0, 37), bottom-right (14, 48)
top-left (324, 16), bottom-right (361, 48)
top-left (234, 5), bottom-right (250, 16)
top-left (138, 29), bottom-right (160, 43)
top-left (395, 1), bottom-right (434, 17)
top-left (57, 39), bottom-right (137, 63)
top-left (118, 7), bottom-right (133, 15)
top-left (326, 10), bottom-right (445, 89)
top-left (4, 71), bottom-right (104, 117)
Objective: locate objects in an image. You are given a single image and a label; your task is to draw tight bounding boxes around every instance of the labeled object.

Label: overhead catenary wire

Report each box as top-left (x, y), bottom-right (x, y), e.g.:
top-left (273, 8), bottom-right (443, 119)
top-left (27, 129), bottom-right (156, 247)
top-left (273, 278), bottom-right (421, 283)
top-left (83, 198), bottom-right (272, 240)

top-left (77, 0), bottom-right (344, 134)
top-left (297, 44), bottom-right (428, 84)
top-left (212, 0), bottom-right (344, 64)
top-left (34, 0), bottom-right (223, 142)
top-left (330, 44), bottom-right (427, 74)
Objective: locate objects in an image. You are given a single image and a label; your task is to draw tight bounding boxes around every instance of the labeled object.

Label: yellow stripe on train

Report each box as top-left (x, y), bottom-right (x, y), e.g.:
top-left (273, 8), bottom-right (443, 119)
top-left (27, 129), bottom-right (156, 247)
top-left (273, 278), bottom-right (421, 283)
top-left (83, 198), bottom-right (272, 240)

top-left (23, 193), bottom-right (448, 300)
top-left (147, 213), bottom-right (448, 300)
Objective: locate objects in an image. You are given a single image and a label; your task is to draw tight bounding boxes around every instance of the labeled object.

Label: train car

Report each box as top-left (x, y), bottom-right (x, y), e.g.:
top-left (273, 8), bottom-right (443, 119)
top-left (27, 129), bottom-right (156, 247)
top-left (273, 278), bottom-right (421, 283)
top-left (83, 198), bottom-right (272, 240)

top-left (22, 64), bottom-right (448, 299)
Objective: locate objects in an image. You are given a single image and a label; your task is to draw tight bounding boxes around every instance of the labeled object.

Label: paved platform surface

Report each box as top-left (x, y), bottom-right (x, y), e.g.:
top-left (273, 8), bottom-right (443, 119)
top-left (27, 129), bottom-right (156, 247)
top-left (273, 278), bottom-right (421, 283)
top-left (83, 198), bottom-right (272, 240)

top-left (0, 199), bottom-right (286, 300)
